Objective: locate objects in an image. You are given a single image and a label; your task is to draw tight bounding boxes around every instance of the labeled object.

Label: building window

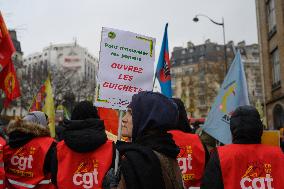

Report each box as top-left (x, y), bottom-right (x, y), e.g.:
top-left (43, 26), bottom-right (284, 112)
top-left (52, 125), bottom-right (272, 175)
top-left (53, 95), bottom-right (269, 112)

top-left (216, 46), bottom-right (220, 51)
top-left (267, 0), bottom-right (276, 33)
top-left (171, 80), bottom-right (176, 88)
top-left (185, 67), bottom-right (193, 75)
top-left (271, 48), bottom-right (280, 88)
top-left (181, 49), bottom-right (186, 55)
top-left (199, 95), bottom-right (205, 105)
top-left (199, 69), bottom-right (205, 81)
top-left (273, 104), bottom-right (284, 129)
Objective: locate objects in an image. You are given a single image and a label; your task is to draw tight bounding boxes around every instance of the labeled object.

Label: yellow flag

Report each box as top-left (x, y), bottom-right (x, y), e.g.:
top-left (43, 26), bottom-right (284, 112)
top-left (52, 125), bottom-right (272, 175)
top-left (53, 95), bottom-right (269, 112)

top-left (42, 76), bottom-right (56, 137)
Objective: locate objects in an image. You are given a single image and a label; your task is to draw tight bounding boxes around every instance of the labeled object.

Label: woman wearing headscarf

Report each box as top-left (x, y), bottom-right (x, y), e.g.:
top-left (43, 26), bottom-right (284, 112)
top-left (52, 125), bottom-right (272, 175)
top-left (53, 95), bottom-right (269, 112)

top-left (4, 111), bottom-right (56, 188)
top-left (52, 101), bottom-right (115, 189)
top-left (110, 91), bottom-right (183, 189)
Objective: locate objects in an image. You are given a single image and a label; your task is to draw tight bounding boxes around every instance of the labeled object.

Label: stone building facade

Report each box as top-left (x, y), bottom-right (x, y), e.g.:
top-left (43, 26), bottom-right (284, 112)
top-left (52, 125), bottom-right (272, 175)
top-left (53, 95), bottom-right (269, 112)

top-left (23, 42), bottom-right (98, 111)
top-left (256, 0), bottom-right (284, 129)
top-left (171, 40), bottom-right (262, 118)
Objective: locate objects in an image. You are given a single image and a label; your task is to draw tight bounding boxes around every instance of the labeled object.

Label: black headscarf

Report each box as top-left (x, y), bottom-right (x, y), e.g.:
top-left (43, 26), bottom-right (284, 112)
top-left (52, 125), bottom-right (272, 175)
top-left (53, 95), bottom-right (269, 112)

top-left (71, 101), bottom-right (99, 120)
top-left (230, 105), bottom-right (263, 144)
top-left (128, 91), bottom-right (178, 142)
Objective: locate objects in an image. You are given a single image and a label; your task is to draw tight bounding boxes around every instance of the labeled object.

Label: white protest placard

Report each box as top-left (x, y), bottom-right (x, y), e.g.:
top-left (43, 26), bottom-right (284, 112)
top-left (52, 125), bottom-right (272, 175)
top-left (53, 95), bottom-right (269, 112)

top-left (95, 27), bottom-right (156, 110)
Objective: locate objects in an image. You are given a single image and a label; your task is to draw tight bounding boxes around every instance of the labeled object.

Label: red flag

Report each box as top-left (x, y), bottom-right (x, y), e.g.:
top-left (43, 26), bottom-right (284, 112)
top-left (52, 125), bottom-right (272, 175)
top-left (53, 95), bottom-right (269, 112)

top-left (98, 107), bottom-right (119, 135)
top-left (0, 12), bottom-right (15, 70)
top-left (0, 12), bottom-right (21, 107)
top-left (0, 62), bottom-right (21, 107)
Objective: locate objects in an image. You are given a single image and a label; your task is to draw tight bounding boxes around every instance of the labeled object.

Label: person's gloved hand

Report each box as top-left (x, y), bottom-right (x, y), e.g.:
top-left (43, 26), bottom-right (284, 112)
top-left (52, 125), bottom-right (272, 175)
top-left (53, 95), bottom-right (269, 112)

top-left (107, 168), bottom-right (120, 188)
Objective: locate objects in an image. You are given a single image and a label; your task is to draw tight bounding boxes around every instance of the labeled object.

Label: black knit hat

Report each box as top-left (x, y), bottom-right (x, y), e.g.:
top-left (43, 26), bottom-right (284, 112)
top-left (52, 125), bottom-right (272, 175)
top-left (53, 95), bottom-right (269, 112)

top-left (71, 101), bottom-right (99, 120)
top-left (230, 105), bottom-right (263, 144)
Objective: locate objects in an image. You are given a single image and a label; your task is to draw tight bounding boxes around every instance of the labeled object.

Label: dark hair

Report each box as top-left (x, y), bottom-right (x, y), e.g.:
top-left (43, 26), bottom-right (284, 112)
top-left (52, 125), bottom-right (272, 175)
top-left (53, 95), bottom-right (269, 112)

top-left (170, 98), bottom-right (192, 133)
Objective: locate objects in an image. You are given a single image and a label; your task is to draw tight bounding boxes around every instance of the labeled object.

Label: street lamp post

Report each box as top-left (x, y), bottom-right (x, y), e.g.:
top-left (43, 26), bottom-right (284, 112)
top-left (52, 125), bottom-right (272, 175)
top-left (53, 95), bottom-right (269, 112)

top-left (193, 14), bottom-right (228, 74)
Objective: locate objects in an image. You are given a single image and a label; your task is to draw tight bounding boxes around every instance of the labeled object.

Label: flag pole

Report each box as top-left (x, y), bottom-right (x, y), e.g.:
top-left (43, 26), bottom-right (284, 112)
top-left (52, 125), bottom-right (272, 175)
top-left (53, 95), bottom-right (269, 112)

top-left (114, 110), bottom-right (123, 174)
top-left (152, 73), bottom-right (157, 91)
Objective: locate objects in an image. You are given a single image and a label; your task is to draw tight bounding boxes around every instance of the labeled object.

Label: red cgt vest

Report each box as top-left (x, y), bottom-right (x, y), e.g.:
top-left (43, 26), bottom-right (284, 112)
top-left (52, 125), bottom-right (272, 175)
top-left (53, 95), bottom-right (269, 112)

top-left (0, 137), bottom-right (6, 189)
top-left (57, 140), bottom-right (113, 189)
top-left (218, 144), bottom-right (284, 189)
top-left (4, 137), bottom-right (54, 189)
top-left (169, 130), bottom-right (205, 188)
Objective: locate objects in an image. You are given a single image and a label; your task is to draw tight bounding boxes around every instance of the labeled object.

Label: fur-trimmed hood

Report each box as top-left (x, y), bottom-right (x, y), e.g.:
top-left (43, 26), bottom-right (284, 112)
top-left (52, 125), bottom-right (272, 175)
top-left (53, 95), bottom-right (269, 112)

top-left (7, 119), bottom-right (50, 137)
top-left (7, 119), bottom-right (51, 148)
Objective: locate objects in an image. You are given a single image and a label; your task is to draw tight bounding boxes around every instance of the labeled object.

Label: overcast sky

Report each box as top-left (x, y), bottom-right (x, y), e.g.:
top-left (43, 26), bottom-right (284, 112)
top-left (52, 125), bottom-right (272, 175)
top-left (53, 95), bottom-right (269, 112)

top-left (1, 0), bottom-right (258, 58)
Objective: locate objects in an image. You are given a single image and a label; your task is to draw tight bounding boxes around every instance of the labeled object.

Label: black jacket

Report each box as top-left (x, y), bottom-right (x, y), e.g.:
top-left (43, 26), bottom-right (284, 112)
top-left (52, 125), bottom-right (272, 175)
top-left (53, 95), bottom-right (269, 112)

top-left (55, 119), bottom-right (69, 142)
top-left (51, 118), bottom-right (115, 186)
top-left (201, 105), bottom-right (264, 189)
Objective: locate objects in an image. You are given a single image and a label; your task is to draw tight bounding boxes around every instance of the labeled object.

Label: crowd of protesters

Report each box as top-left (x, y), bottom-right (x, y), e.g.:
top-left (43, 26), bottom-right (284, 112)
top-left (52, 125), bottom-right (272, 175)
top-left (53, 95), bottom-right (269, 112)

top-left (0, 91), bottom-right (283, 189)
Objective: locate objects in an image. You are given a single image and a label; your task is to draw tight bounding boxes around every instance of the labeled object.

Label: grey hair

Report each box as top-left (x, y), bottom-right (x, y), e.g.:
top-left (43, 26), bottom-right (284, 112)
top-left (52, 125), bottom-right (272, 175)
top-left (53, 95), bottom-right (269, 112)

top-left (23, 111), bottom-right (48, 127)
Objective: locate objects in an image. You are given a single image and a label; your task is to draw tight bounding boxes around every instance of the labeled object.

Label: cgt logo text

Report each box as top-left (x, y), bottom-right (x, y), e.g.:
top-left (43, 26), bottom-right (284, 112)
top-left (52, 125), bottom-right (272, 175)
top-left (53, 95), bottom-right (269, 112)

top-left (240, 174), bottom-right (274, 189)
top-left (11, 155), bottom-right (33, 170)
top-left (73, 169), bottom-right (99, 189)
top-left (178, 154), bottom-right (192, 173)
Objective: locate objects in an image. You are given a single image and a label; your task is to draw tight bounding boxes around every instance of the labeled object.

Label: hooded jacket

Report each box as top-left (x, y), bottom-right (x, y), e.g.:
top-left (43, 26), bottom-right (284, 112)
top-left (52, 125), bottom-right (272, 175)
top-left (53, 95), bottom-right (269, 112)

top-left (201, 105), bottom-right (272, 189)
top-left (51, 101), bottom-right (115, 187)
top-left (117, 91), bottom-right (183, 189)
top-left (62, 118), bottom-right (108, 152)
top-left (55, 101), bottom-right (99, 142)
top-left (6, 119), bottom-right (56, 175)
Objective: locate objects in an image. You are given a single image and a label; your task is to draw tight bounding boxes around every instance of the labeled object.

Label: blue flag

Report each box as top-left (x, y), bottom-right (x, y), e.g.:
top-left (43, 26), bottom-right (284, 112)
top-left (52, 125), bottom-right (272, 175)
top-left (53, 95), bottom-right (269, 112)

top-left (202, 51), bottom-right (250, 144)
top-left (156, 23), bottom-right (172, 97)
